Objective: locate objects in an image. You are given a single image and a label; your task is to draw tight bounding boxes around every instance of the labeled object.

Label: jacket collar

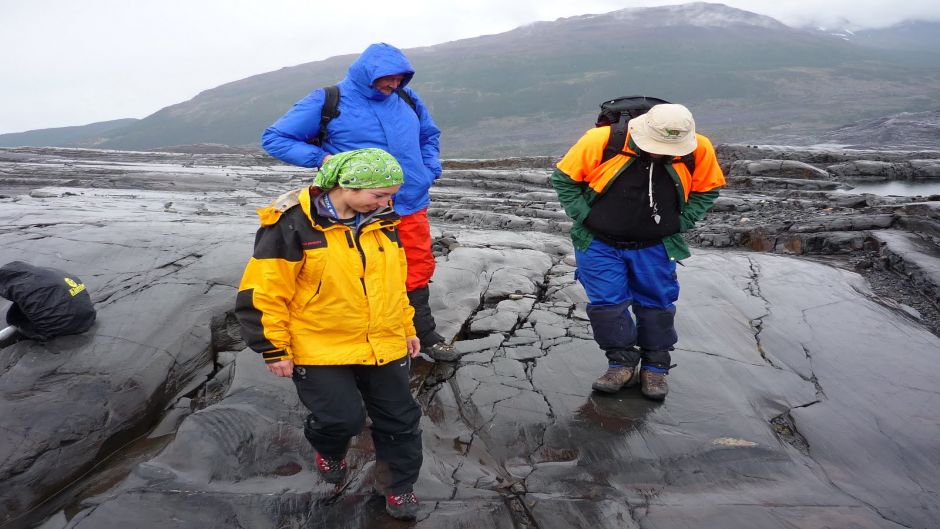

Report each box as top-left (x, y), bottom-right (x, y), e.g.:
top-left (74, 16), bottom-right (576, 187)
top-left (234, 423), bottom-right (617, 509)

top-left (304, 187), bottom-right (400, 230)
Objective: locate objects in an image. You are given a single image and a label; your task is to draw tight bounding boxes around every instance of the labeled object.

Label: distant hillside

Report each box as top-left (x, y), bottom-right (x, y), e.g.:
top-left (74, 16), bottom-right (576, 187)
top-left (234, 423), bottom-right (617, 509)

top-left (7, 3), bottom-right (940, 156)
top-left (0, 119), bottom-right (138, 148)
top-left (851, 21), bottom-right (940, 53)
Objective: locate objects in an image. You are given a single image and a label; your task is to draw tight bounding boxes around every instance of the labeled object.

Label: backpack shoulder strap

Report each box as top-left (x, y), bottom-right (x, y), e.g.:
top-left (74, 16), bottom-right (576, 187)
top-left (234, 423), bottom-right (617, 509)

top-left (601, 118), bottom-right (631, 164)
top-left (395, 88), bottom-right (418, 114)
top-left (665, 153), bottom-right (696, 176)
top-left (679, 153), bottom-right (696, 175)
top-left (597, 95), bottom-right (672, 164)
top-left (310, 85), bottom-right (340, 146)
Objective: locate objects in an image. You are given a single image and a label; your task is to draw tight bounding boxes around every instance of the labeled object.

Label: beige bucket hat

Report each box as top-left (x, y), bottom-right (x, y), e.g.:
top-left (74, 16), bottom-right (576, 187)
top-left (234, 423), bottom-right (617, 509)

top-left (628, 103), bottom-right (698, 156)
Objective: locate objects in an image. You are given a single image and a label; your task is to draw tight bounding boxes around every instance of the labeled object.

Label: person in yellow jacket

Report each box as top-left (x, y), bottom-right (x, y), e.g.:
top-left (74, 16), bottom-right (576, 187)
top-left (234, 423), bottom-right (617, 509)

top-left (552, 104), bottom-right (725, 401)
top-left (235, 148), bottom-right (423, 521)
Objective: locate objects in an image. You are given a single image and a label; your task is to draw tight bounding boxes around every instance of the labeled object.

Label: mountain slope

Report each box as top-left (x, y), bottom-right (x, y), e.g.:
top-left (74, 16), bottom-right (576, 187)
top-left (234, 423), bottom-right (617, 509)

top-left (851, 21), bottom-right (940, 53)
top-left (0, 119), bottom-right (138, 148)
top-left (12, 3), bottom-right (940, 155)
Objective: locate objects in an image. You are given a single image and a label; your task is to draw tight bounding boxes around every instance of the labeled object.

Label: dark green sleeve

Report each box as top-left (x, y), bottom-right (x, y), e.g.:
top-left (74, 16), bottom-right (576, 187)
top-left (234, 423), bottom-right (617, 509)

top-left (680, 189), bottom-right (720, 231)
top-left (551, 168), bottom-right (592, 223)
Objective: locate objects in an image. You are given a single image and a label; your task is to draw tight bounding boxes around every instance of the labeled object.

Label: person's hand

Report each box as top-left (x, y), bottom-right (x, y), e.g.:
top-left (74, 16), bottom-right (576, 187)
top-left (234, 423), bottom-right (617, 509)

top-left (322, 154), bottom-right (333, 165)
top-left (267, 358), bottom-right (294, 377)
top-left (406, 336), bottom-right (421, 358)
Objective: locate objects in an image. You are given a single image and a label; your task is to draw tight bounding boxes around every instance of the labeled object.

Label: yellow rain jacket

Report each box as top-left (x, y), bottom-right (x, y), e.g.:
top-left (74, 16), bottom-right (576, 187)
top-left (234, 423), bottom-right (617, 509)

top-left (235, 186), bottom-right (416, 366)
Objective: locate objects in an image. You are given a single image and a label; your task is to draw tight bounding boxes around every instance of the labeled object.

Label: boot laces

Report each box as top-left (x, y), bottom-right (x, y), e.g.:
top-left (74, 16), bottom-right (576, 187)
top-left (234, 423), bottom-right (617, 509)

top-left (316, 454), bottom-right (346, 472)
top-left (644, 370), bottom-right (667, 387)
top-left (602, 365), bottom-right (630, 380)
top-left (431, 342), bottom-right (455, 353)
top-left (388, 491), bottom-right (417, 505)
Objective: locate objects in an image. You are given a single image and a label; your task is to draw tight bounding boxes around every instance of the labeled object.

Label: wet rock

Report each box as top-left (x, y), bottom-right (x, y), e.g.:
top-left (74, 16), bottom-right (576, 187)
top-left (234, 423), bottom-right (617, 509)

top-left (4, 147), bottom-right (940, 529)
top-left (0, 211), bottom-right (251, 526)
top-left (0, 148), bottom-right (285, 527)
top-left (725, 175), bottom-right (842, 191)
top-left (897, 201), bottom-right (940, 220)
top-left (717, 144), bottom-right (940, 166)
top-left (787, 214), bottom-right (895, 233)
top-left (443, 156), bottom-right (557, 170)
top-left (911, 160), bottom-right (940, 178)
top-left (827, 160), bottom-right (913, 179)
top-left (710, 196), bottom-right (751, 212)
top-left (505, 327), bottom-right (539, 346)
top-left (727, 159), bottom-right (831, 179)
top-left (830, 194), bottom-right (872, 209)
top-left (872, 230), bottom-right (940, 307)
top-left (498, 296), bottom-right (536, 314)
top-left (505, 345), bottom-right (544, 361)
top-left (470, 308), bottom-right (519, 333)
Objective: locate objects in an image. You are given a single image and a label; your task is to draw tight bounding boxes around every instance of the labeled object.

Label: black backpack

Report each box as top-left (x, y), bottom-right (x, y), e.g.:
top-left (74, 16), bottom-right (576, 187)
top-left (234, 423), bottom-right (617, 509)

top-left (0, 261), bottom-right (96, 341)
top-left (595, 95), bottom-right (696, 173)
top-left (308, 85), bottom-right (418, 147)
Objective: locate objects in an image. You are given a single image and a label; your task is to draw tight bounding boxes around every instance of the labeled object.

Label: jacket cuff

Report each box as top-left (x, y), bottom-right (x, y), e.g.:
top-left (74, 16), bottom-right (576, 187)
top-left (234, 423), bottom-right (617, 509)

top-left (571, 200), bottom-right (591, 223)
top-left (261, 349), bottom-right (291, 364)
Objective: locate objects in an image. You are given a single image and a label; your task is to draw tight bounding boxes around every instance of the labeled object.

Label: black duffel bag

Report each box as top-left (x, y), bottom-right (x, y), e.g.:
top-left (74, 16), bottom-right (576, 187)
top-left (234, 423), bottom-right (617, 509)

top-left (0, 261), bottom-right (96, 341)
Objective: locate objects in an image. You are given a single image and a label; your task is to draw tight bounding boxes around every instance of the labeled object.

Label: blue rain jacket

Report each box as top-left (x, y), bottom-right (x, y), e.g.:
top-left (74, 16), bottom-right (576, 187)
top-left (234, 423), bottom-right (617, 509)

top-left (261, 43), bottom-right (442, 216)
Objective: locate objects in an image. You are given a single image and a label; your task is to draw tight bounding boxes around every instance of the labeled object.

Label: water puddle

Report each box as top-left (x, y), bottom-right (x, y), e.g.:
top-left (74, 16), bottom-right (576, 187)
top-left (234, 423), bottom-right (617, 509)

top-left (839, 180), bottom-right (940, 196)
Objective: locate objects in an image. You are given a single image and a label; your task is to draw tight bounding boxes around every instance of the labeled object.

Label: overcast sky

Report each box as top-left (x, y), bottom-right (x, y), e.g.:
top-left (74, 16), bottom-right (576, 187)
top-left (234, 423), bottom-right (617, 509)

top-left (1, 0), bottom-right (938, 135)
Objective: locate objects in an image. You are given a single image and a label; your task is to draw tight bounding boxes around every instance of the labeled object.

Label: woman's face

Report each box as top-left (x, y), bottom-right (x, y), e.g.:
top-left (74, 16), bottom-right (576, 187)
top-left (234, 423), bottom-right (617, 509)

top-left (342, 185), bottom-right (400, 213)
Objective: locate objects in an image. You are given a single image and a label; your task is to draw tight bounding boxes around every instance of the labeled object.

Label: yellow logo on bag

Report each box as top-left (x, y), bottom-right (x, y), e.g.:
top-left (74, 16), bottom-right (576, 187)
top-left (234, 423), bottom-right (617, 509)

top-left (64, 277), bottom-right (86, 296)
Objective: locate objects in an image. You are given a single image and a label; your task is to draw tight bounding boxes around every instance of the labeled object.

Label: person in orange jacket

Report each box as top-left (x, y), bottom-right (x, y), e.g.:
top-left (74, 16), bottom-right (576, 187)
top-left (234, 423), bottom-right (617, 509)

top-left (551, 104), bottom-right (726, 400)
top-left (235, 148), bottom-right (423, 521)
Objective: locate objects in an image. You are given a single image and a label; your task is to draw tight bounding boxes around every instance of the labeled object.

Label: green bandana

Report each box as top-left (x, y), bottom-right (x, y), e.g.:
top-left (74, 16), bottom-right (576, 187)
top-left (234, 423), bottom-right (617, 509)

top-left (314, 148), bottom-right (404, 189)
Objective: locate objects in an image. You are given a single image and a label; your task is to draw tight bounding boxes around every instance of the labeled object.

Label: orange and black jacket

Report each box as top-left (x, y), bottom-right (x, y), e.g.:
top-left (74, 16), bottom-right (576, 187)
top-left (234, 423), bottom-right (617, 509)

top-left (235, 186), bottom-right (416, 366)
top-left (552, 127), bottom-right (726, 260)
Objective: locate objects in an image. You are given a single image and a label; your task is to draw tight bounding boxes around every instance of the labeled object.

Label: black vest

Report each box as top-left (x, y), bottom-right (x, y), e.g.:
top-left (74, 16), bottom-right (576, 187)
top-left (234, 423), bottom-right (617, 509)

top-left (583, 156), bottom-right (681, 244)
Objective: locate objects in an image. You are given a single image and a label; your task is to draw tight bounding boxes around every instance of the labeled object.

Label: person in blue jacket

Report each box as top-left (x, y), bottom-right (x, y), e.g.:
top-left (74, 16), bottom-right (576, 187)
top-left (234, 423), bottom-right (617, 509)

top-left (261, 42), bottom-right (458, 362)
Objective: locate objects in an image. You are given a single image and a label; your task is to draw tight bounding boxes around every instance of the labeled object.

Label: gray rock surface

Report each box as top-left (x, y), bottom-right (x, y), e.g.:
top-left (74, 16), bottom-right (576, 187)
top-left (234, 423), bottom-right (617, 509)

top-left (1, 146), bottom-right (939, 529)
top-left (727, 159), bottom-right (832, 180)
top-left (57, 240), bottom-right (940, 529)
top-left (0, 148), bottom-right (284, 528)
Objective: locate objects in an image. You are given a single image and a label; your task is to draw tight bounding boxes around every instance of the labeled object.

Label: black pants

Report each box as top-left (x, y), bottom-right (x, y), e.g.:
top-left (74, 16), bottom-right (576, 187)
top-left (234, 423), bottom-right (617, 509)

top-left (292, 360), bottom-right (422, 493)
top-left (407, 285), bottom-right (444, 348)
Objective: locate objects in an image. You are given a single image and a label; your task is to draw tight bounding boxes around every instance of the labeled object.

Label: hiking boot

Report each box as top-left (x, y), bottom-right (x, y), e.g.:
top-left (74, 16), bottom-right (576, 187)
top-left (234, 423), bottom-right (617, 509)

top-left (424, 341), bottom-right (460, 361)
top-left (640, 368), bottom-right (669, 401)
top-left (591, 363), bottom-right (640, 393)
top-left (385, 491), bottom-right (419, 520)
top-left (314, 453), bottom-right (348, 484)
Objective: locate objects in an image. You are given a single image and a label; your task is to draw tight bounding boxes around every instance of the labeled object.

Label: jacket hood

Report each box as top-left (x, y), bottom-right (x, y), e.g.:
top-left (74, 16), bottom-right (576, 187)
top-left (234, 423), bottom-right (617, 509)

top-left (345, 43), bottom-right (415, 100)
